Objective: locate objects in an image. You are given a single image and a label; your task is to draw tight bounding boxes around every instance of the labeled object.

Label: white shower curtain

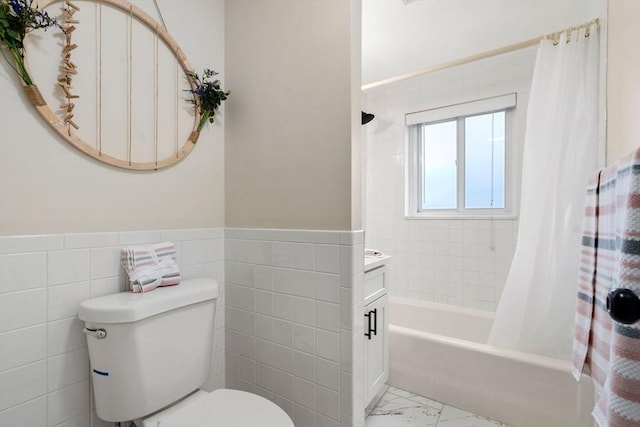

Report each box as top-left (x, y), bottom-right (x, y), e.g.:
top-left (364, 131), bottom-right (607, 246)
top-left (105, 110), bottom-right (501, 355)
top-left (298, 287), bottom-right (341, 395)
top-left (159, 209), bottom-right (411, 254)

top-left (488, 24), bottom-right (600, 359)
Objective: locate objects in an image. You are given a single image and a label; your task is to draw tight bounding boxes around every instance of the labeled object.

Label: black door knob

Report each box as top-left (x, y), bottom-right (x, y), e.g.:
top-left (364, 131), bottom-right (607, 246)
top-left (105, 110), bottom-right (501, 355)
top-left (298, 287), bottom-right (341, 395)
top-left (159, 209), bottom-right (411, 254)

top-left (607, 288), bottom-right (640, 324)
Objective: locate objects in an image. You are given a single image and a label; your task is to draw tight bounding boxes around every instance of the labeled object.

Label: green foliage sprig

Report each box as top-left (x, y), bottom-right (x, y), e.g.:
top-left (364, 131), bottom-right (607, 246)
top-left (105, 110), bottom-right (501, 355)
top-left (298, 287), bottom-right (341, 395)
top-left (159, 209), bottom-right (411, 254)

top-left (0, 0), bottom-right (59, 85)
top-left (186, 69), bottom-right (230, 133)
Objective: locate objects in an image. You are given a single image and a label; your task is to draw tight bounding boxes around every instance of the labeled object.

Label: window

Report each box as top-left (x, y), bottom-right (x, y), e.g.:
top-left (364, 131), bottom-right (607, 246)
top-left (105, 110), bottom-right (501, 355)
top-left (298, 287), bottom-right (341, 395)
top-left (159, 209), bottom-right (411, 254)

top-left (406, 94), bottom-right (516, 217)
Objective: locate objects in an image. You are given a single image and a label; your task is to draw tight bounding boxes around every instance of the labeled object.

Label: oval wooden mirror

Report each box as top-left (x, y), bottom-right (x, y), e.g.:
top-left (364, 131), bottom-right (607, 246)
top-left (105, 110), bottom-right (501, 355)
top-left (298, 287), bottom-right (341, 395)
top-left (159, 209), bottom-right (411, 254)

top-left (24, 0), bottom-right (201, 170)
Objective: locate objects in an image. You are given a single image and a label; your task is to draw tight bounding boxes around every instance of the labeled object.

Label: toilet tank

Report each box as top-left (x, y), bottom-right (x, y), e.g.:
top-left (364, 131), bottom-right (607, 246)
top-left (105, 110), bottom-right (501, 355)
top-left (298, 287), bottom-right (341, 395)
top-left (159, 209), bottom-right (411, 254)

top-left (78, 278), bottom-right (218, 422)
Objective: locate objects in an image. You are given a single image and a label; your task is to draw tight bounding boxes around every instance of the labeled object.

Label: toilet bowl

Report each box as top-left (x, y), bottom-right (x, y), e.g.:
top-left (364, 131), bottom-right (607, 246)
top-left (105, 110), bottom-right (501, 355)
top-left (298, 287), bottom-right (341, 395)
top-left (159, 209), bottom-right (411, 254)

top-left (141, 389), bottom-right (293, 427)
top-left (79, 278), bottom-right (293, 426)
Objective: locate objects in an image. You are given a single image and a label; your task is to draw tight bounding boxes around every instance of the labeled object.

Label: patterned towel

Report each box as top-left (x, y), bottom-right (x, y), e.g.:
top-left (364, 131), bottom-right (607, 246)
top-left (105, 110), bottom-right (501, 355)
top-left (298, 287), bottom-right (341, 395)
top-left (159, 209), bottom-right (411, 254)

top-left (572, 149), bottom-right (640, 426)
top-left (121, 242), bottom-right (181, 293)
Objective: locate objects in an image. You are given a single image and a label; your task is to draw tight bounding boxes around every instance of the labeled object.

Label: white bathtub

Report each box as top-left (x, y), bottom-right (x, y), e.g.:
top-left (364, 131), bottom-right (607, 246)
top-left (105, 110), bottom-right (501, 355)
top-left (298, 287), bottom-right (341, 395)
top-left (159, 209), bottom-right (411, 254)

top-left (388, 297), bottom-right (595, 427)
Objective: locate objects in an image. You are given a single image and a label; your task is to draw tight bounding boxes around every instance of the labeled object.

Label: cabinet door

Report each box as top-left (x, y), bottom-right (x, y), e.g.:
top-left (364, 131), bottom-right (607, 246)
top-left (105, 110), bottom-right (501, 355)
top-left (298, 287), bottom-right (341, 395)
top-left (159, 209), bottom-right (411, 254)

top-left (364, 293), bottom-right (389, 405)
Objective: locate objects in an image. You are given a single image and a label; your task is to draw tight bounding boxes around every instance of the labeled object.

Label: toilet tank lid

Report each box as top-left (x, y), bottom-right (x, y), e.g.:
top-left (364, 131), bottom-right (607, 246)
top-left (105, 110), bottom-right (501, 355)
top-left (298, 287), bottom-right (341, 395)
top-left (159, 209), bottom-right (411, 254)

top-left (78, 278), bottom-right (218, 324)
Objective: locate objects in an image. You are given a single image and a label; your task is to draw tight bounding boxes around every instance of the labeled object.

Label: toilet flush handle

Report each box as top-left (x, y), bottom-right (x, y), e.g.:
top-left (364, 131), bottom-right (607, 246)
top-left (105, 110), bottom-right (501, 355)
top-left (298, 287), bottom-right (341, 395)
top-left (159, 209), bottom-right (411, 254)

top-left (83, 327), bottom-right (107, 339)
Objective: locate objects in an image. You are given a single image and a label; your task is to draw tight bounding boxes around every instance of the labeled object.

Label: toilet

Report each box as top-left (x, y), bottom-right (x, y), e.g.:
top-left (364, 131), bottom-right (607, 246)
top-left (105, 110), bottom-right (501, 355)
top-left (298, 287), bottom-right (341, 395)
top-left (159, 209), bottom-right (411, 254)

top-left (78, 277), bottom-right (293, 427)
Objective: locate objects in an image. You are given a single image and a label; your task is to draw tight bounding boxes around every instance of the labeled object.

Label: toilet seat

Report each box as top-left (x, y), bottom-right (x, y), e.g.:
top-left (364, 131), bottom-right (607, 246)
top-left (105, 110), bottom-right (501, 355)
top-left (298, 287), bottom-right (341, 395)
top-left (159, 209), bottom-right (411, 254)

top-left (140, 389), bottom-right (294, 427)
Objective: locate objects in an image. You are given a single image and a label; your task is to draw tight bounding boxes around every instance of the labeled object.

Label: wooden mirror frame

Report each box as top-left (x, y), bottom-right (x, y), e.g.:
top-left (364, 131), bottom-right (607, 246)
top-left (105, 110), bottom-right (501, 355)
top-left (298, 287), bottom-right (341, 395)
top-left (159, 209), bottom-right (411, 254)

top-left (24, 0), bottom-right (200, 170)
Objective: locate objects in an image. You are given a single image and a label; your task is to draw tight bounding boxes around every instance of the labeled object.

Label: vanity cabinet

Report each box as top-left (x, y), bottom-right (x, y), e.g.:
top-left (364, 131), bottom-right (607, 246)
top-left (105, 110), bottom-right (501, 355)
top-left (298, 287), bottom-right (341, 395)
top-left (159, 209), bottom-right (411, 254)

top-left (363, 263), bottom-right (389, 406)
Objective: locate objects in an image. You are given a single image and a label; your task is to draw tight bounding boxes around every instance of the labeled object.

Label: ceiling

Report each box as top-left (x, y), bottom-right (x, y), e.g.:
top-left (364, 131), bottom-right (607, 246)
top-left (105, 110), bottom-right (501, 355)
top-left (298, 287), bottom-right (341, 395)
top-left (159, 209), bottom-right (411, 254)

top-left (361, 0), bottom-right (606, 86)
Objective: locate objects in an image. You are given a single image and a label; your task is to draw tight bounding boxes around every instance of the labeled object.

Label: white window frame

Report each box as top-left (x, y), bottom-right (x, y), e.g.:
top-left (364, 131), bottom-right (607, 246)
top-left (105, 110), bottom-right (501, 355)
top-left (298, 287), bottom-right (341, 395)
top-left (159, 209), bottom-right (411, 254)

top-left (405, 94), bottom-right (518, 219)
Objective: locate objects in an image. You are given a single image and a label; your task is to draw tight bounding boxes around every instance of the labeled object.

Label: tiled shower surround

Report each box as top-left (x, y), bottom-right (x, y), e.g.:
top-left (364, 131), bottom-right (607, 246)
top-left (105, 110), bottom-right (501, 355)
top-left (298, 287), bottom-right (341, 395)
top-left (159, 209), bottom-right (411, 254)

top-left (0, 228), bottom-right (364, 427)
top-left (365, 47), bottom-right (537, 311)
top-left (367, 219), bottom-right (518, 311)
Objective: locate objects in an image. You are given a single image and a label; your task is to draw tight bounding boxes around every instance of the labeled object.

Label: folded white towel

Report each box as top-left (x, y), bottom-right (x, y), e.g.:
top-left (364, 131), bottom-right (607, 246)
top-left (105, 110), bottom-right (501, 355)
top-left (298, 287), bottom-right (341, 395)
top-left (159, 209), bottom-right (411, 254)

top-left (121, 242), bottom-right (181, 293)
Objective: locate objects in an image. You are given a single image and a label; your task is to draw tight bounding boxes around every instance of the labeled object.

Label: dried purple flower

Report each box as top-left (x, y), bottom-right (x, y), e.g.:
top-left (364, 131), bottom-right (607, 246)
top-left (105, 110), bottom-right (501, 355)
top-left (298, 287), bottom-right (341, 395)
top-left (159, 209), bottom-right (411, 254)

top-left (185, 68), bottom-right (230, 132)
top-left (0, 0), bottom-right (59, 85)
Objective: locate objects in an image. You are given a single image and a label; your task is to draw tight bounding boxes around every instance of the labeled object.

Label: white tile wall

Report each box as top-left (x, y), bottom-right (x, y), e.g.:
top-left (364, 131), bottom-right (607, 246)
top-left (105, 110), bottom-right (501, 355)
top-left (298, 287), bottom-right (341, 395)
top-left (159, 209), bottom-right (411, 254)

top-left (365, 47), bottom-right (537, 312)
top-left (225, 228), bottom-right (364, 427)
top-left (0, 227), bottom-right (365, 427)
top-left (0, 228), bottom-right (225, 427)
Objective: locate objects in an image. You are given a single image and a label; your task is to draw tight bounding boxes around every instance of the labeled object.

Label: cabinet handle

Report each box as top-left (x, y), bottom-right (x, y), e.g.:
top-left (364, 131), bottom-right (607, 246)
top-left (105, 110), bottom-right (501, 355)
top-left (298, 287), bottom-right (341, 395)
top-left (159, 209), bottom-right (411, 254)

top-left (371, 308), bottom-right (378, 336)
top-left (364, 308), bottom-right (378, 340)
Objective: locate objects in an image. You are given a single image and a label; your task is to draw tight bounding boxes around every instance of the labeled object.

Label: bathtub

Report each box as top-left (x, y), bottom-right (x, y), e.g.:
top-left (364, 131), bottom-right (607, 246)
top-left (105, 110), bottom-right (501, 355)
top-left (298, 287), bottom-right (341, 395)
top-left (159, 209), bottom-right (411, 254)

top-left (388, 297), bottom-right (595, 427)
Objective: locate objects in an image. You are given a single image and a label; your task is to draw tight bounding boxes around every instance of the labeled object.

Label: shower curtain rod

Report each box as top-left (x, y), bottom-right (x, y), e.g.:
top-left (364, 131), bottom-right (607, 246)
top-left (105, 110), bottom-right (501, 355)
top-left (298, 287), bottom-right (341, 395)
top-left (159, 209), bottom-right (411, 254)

top-left (362, 18), bottom-right (600, 91)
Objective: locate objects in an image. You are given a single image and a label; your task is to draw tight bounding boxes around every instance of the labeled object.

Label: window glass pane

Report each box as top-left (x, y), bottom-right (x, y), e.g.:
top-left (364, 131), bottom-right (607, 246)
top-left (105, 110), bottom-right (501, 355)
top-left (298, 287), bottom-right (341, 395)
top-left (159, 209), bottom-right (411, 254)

top-left (464, 112), bottom-right (505, 209)
top-left (421, 120), bottom-right (457, 210)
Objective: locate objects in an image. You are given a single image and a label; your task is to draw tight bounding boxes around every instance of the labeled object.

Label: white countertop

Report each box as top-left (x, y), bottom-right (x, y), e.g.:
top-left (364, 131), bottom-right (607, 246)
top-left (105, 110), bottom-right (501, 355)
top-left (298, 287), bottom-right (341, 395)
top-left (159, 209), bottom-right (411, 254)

top-left (364, 254), bottom-right (391, 272)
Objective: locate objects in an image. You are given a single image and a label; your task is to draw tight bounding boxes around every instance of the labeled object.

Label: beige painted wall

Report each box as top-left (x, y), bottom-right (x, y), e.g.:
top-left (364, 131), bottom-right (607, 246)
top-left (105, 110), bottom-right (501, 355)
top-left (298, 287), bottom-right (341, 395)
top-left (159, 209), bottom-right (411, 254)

top-left (607, 0), bottom-right (640, 164)
top-left (0, 0), bottom-right (225, 235)
top-left (351, 0), bottom-right (363, 231)
top-left (225, 0), bottom-right (361, 231)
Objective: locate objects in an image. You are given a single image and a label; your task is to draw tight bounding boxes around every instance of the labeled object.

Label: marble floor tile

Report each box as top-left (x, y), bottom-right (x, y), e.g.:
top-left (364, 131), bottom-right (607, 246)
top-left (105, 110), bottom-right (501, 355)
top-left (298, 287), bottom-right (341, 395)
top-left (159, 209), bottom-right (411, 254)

top-left (438, 405), bottom-right (509, 427)
top-left (366, 394), bottom-right (441, 426)
top-left (386, 386), bottom-right (444, 411)
top-left (365, 386), bottom-right (510, 427)
top-left (366, 411), bottom-right (439, 427)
